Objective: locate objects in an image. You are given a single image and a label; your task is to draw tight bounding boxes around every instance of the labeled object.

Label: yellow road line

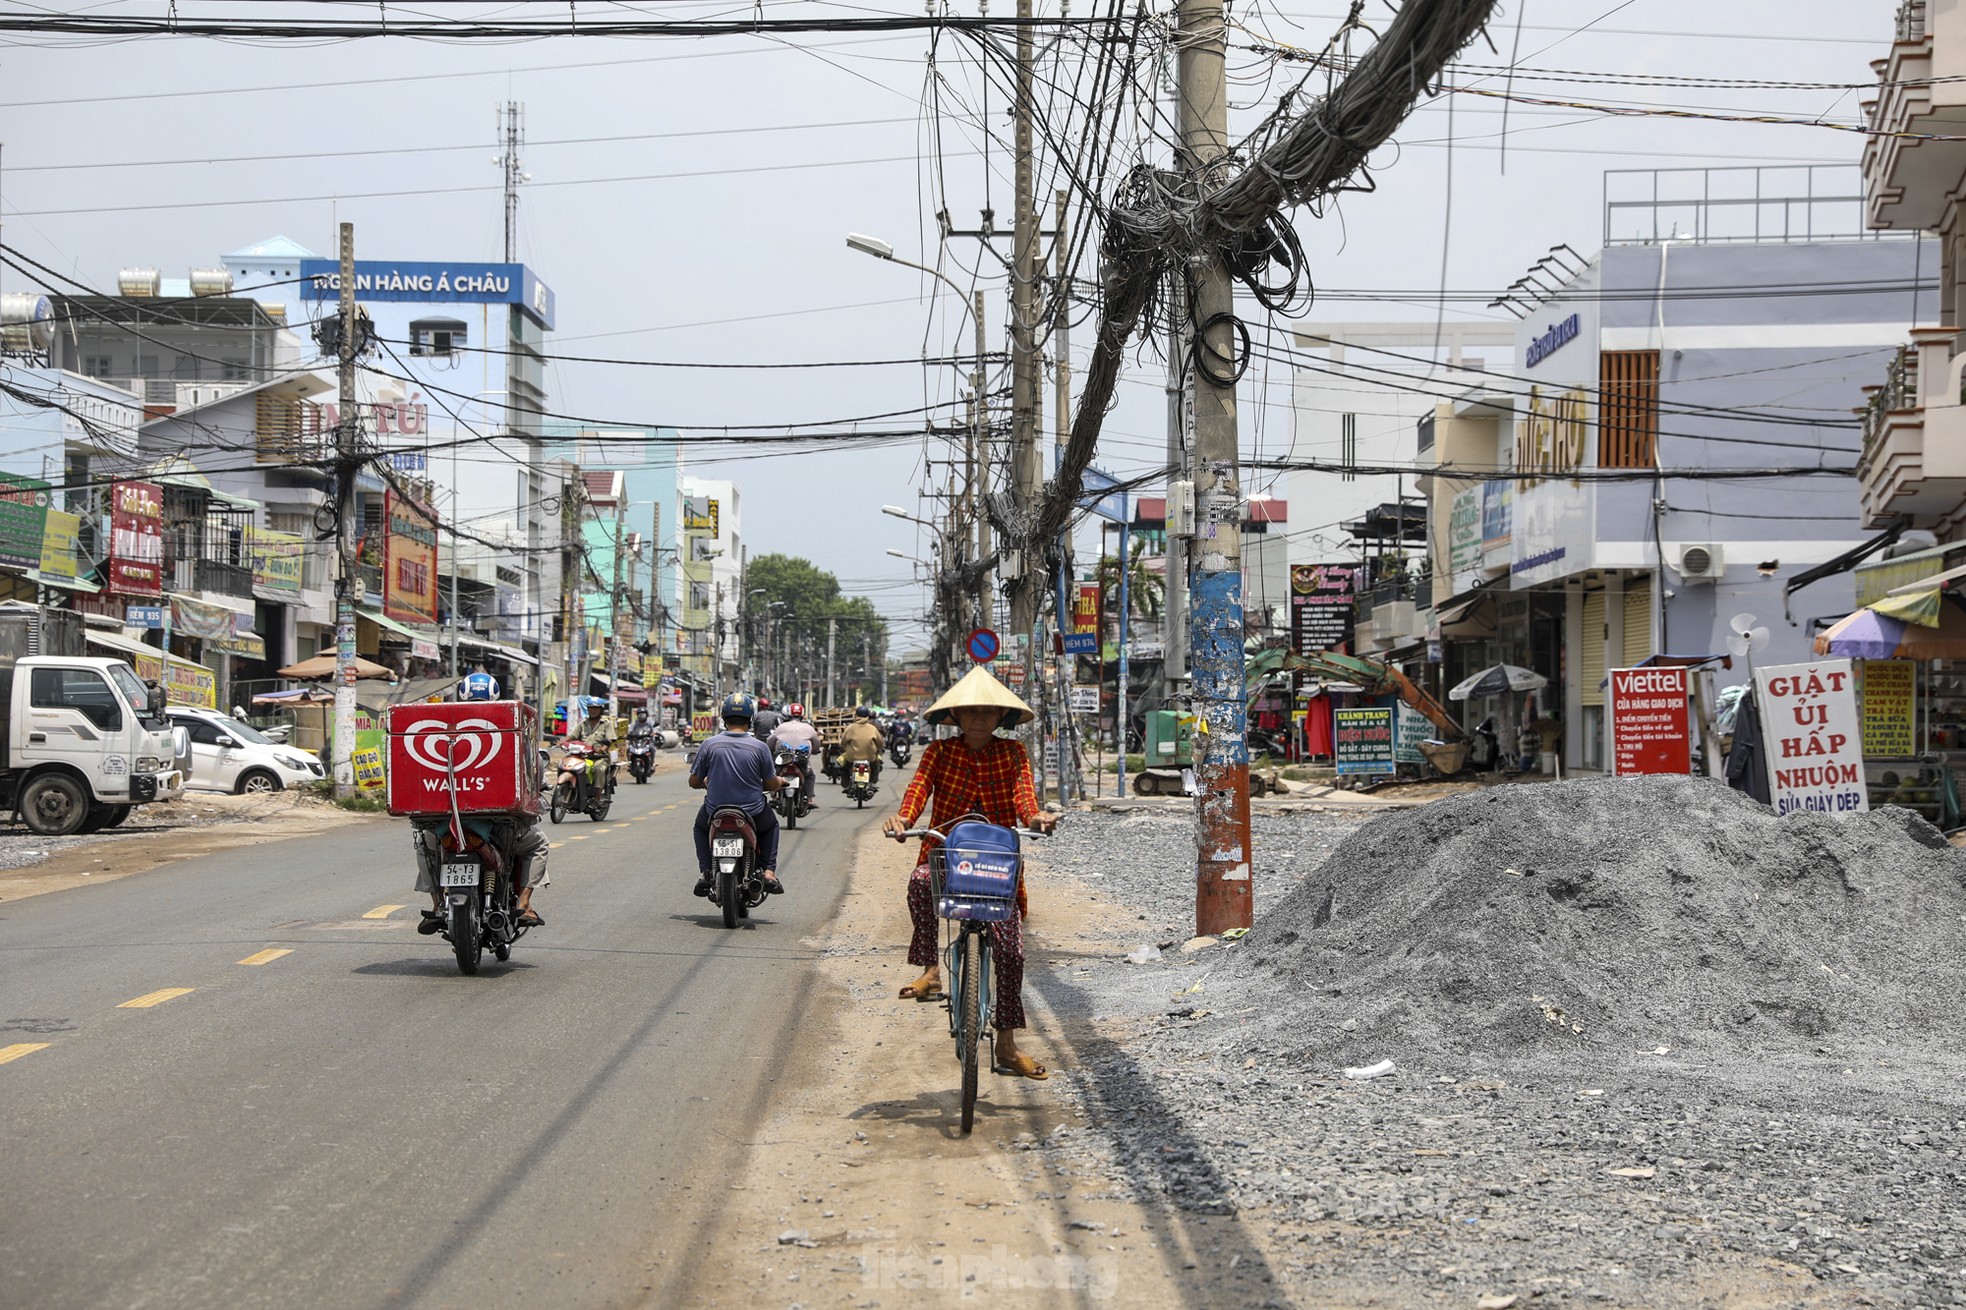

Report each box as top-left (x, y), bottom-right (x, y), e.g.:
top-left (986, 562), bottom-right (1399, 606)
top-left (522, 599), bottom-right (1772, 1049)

top-left (361, 904), bottom-right (406, 920)
top-left (0, 1042), bottom-right (50, 1065)
top-left (569, 835), bottom-right (590, 841)
top-left (237, 948), bottom-right (292, 967)
top-left (118, 988), bottom-right (194, 1009)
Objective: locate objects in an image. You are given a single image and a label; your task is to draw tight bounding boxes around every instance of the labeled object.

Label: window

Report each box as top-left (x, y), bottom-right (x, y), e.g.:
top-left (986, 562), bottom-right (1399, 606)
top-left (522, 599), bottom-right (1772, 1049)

top-left (83, 355), bottom-right (114, 378)
top-left (31, 668), bottom-right (123, 731)
top-left (177, 716), bottom-right (224, 746)
top-left (1599, 350), bottom-right (1659, 469)
top-left (409, 317), bottom-right (468, 357)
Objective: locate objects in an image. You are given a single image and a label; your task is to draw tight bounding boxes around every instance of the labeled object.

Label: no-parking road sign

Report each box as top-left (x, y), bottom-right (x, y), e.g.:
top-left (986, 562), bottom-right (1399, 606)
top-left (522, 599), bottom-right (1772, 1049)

top-left (966, 628), bottom-right (1000, 663)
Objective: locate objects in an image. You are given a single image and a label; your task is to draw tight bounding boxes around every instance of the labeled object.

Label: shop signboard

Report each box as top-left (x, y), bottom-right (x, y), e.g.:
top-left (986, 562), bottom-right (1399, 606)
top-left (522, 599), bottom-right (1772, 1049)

top-left (1480, 479), bottom-right (1513, 566)
top-left (1289, 562), bottom-right (1357, 656)
top-left (246, 527), bottom-right (304, 598)
top-left (1608, 666), bottom-right (1691, 776)
top-left (1447, 486), bottom-right (1483, 593)
top-left (0, 473), bottom-right (50, 573)
top-left (172, 595), bottom-right (237, 641)
top-left (39, 508), bottom-right (79, 582)
top-left (109, 481), bottom-right (165, 596)
top-left (1859, 659), bottom-right (1915, 757)
top-left (1069, 684), bottom-right (1100, 714)
top-left (125, 605), bottom-right (165, 629)
top-left (1394, 703), bottom-right (1433, 765)
top-left (1063, 583), bottom-right (1100, 655)
top-left (1510, 478), bottom-right (1594, 588)
top-left (1754, 659), bottom-right (1867, 818)
top-left (683, 496), bottom-right (719, 536)
top-left (1333, 706), bottom-right (1395, 775)
top-left (382, 490), bottom-right (440, 626)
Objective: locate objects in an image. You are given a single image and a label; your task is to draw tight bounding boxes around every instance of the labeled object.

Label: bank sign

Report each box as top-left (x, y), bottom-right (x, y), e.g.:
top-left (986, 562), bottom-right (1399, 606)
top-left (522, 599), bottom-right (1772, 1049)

top-left (299, 259), bottom-right (555, 330)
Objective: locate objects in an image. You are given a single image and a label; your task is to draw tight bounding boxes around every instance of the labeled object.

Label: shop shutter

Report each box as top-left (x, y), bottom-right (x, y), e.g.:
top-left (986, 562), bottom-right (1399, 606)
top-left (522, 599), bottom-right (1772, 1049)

top-left (1580, 591), bottom-right (1607, 707)
top-left (1622, 581), bottom-right (1652, 668)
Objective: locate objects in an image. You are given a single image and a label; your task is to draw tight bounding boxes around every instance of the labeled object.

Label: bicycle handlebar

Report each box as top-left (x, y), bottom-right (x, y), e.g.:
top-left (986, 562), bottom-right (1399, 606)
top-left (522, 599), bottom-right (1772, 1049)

top-left (890, 826), bottom-right (1051, 840)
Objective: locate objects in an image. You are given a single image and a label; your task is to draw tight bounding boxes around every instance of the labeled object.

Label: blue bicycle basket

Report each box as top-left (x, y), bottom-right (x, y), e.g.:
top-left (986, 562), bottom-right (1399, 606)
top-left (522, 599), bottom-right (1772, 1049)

top-left (936, 820), bottom-right (1021, 922)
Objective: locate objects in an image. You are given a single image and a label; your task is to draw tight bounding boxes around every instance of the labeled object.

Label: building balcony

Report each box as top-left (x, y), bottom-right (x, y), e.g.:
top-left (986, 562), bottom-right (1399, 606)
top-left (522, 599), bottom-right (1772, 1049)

top-left (1864, 0), bottom-right (1966, 231)
top-left (1858, 327), bottom-right (1966, 527)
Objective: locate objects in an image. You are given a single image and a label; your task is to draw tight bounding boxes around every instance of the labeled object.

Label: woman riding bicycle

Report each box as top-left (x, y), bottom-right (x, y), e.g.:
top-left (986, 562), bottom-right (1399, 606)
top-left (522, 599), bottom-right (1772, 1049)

top-left (882, 665), bottom-right (1057, 1080)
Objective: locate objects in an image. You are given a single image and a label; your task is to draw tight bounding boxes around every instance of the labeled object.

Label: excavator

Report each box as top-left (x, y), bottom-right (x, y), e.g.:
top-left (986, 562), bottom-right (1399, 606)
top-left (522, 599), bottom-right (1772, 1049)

top-left (1246, 647), bottom-right (1471, 776)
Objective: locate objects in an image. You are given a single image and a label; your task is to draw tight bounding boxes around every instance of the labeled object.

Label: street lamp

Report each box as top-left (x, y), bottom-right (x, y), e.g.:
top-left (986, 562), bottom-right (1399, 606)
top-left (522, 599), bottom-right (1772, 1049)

top-left (882, 504), bottom-right (936, 529)
top-left (886, 548), bottom-right (930, 567)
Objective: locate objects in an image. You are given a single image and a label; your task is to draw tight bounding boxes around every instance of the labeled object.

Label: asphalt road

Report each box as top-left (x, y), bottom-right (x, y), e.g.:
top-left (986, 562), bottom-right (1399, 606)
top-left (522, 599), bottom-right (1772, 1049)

top-left (0, 759), bottom-right (886, 1310)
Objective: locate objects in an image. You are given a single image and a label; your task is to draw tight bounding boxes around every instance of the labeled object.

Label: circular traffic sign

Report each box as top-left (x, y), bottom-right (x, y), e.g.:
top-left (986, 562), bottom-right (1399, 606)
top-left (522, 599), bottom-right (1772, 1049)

top-left (966, 628), bottom-right (1000, 663)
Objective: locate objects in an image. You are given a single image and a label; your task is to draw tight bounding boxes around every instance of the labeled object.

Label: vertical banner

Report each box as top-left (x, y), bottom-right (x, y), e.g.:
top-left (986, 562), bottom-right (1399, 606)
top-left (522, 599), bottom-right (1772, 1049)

top-left (1608, 666), bottom-right (1692, 775)
top-left (39, 508), bottom-right (79, 582)
top-left (109, 480), bottom-right (165, 596)
top-left (1332, 706), bottom-right (1395, 775)
top-left (1755, 659), bottom-right (1867, 818)
top-left (1859, 659), bottom-right (1915, 757)
top-left (1289, 563), bottom-right (1358, 656)
top-left (382, 490), bottom-right (439, 625)
top-left (0, 473), bottom-right (50, 572)
top-left (1394, 702), bottom-right (1434, 765)
top-left (1062, 582), bottom-right (1100, 656)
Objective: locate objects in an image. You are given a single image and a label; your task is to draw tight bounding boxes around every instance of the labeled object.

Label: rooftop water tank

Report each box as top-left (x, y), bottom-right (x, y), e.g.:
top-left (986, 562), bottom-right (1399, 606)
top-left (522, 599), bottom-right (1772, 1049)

top-left (0, 292), bottom-right (53, 351)
top-left (188, 268), bottom-right (234, 297)
top-left (118, 267), bottom-right (161, 297)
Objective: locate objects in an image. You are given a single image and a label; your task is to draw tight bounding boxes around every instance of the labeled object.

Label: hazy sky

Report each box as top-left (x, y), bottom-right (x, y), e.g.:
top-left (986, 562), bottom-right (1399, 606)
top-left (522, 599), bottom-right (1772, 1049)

top-left (0, 0), bottom-right (1904, 644)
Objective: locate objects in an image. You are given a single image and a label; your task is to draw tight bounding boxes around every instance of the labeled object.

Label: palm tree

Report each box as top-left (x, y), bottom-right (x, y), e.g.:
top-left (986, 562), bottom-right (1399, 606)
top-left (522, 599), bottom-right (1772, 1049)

top-left (1094, 551), bottom-right (1165, 636)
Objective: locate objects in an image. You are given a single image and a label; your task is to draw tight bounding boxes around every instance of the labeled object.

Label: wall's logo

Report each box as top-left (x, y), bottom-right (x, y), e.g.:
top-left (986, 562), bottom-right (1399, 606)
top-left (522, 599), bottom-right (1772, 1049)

top-left (399, 718), bottom-right (505, 774)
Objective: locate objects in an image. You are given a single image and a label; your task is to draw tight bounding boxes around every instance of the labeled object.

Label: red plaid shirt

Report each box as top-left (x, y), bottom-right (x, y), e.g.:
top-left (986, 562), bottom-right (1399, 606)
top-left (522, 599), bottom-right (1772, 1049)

top-left (897, 735), bottom-right (1040, 855)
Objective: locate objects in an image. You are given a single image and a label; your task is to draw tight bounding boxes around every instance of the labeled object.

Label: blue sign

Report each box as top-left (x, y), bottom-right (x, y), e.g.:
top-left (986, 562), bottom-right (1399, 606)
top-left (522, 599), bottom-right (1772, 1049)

top-left (298, 259), bottom-right (556, 330)
top-left (1061, 632), bottom-right (1098, 655)
top-left (1052, 447), bottom-right (1129, 523)
top-left (966, 628), bottom-right (1000, 663)
top-left (1525, 312), bottom-right (1580, 369)
top-left (125, 605), bottom-right (164, 629)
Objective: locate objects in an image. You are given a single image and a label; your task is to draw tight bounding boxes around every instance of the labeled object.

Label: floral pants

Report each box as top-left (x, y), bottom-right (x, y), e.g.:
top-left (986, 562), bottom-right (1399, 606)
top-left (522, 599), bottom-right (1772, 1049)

top-left (906, 863), bottom-right (1025, 1030)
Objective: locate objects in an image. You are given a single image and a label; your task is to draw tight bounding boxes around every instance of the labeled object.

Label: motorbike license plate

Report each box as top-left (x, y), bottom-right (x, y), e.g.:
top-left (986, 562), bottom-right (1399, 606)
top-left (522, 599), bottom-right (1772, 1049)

top-left (713, 837), bottom-right (745, 857)
top-left (439, 862), bottom-right (480, 888)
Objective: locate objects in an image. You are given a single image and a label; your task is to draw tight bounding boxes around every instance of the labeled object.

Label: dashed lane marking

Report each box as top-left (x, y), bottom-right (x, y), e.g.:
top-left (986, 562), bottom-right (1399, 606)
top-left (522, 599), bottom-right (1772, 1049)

top-left (0, 1042), bottom-right (50, 1065)
top-left (237, 948), bottom-right (292, 966)
top-left (361, 904), bottom-right (407, 920)
top-left (118, 988), bottom-right (195, 1009)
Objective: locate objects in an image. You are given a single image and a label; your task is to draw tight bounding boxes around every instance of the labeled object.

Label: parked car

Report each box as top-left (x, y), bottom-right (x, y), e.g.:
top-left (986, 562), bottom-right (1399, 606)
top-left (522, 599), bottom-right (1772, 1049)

top-left (167, 707), bottom-right (324, 794)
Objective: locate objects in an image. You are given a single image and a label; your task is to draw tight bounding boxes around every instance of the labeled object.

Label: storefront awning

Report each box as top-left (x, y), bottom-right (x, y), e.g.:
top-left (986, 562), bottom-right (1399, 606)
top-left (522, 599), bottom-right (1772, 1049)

top-left (358, 608), bottom-right (442, 660)
top-left (25, 569), bottom-right (100, 593)
top-left (441, 631), bottom-right (539, 667)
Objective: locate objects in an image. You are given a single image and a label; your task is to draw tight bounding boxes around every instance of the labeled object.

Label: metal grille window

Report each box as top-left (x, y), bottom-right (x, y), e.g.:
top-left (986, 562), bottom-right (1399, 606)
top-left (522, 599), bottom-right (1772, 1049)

top-left (1599, 350), bottom-right (1659, 469)
top-left (1340, 413), bottom-right (1357, 482)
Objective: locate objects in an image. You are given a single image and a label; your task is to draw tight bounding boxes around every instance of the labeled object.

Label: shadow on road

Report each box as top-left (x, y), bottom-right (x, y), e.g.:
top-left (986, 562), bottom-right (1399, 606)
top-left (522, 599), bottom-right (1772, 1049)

top-left (349, 957), bottom-right (538, 977)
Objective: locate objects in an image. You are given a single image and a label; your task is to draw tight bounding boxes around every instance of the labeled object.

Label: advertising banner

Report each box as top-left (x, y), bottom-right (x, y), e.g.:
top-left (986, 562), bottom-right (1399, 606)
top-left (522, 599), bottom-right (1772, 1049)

top-left (171, 595), bottom-right (237, 640)
top-left (382, 490), bottom-right (440, 626)
top-left (1481, 480), bottom-right (1513, 550)
top-left (1289, 563), bottom-right (1357, 656)
top-left (683, 496), bottom-right (719, 536)
top-left (246, 527), bottom-right (304, 598)
top-left (0, 473), bottom-right (51, 572)
top-left (1394, 703), bottom-right (1434, 765)
top-left (1755, 659), bottom-right (1867, 818)
top-left (39, 508), bottom-right (79, 581)
top-left (109, 481), bottom-right (165, 596)
top-left (1447, 486), bottom-right (1483, 594)
top-left (1609, 666), bottom-right (1692, 775)
top-left (1063, 582), bottom-right (1100, 655)
top-left (1859, 659), bottom-right (1915, 757)
top-left (1333, 706), bottom-right (1395, 775)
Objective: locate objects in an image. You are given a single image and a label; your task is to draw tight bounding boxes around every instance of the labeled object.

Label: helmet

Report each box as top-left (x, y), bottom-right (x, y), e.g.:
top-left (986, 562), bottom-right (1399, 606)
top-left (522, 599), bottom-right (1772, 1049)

top-left (786, 702), bottom-right (806, 719)
top-left (720, 692), bottom-right (757, 722)
top-left (757, 696), bottom-right (773, 710)
top-left (581, 696), bottom-right (606, 715)
top-left (457, 671), bottom-right (500, 701)
top-left (855, 705), bottom-right (873, 718)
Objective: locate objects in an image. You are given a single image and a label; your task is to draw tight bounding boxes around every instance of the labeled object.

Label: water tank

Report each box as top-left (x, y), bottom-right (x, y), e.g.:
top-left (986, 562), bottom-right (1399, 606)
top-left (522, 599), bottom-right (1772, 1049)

top-left (118, 267), bottom-right (161, 297)
top-left (261, 303), bottom-right (287, 323)
top-left (189, 267), bottom-right (234, 297)
top-left (0, 292), bottom-right (53, 351)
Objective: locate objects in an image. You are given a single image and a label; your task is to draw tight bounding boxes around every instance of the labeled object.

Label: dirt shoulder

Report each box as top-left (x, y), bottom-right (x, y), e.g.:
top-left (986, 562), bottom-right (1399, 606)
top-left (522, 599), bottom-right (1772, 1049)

top-left (0, 791), bottom-right (375, 905)
top-left (676, 824), bottom-right (1256, 1308)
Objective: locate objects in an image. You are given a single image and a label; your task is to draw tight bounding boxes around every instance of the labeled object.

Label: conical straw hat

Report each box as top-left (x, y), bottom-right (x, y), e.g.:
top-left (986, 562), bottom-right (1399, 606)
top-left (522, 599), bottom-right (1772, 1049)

top-left (922, 663), bottom-right (1034, 728)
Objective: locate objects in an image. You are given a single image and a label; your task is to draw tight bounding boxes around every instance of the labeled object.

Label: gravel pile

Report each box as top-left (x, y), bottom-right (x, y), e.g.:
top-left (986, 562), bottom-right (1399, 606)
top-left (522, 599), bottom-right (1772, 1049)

top-left (1221, 775), bottom-right (1966, 1062)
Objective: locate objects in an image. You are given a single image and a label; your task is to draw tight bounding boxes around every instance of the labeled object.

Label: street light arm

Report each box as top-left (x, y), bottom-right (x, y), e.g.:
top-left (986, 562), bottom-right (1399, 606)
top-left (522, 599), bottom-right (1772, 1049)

top-left (845, 234), bottom-right (970, 315)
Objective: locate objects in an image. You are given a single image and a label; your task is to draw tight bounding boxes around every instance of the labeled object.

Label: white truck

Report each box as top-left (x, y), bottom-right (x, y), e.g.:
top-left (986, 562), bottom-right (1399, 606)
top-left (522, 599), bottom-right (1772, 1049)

top-left (0, 603), bottom-right (184, 835)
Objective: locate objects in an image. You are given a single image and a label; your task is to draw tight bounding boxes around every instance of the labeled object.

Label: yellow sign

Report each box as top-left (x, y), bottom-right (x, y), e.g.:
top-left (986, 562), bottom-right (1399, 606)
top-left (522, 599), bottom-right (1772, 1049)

top-left (1513, 385), bottom-right (1590, 478)
top-left (38, 509), bottom-right (79, 581)
top-left (351, 746), bottom-right (386, 789)
top-left (683, 496), bottom-right (719, 535)
top-left (1860, 659), bottom-right (1915, 757)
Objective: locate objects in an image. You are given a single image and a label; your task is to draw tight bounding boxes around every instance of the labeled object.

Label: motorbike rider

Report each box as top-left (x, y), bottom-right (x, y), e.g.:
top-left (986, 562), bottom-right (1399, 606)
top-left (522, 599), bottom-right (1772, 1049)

top-left (838, 704), bottom-right (886, 786)
top-left (558, 696), bottom-right (614, 799)
top-left (881, 665), bottom-right (1057, 1079)
top-left (414, 672), bottom-right (549, 933)
top-left (887, 711), bottom-right (916, 759)
top-left (690, 692), bottom-right (786, 897)
top-left (768, 701), bottom-right (821, 805)
top-left (750, 695), bottom-right (783, 744)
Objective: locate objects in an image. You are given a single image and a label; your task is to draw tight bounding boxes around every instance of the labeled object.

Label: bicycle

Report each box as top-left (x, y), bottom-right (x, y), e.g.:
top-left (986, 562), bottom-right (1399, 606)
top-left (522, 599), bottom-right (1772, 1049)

top-left (894, 814), bottom-right (1048, 1135)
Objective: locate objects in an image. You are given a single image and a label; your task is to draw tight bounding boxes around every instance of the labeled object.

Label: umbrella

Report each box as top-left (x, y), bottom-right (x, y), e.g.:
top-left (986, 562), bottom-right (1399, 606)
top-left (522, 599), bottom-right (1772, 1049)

top-left (1449, 663), bottom-right (1549, 701)
top-left (1815, 599), bottom-right (1966, 660)
top-left (277, 653), bottom-right (395, 681)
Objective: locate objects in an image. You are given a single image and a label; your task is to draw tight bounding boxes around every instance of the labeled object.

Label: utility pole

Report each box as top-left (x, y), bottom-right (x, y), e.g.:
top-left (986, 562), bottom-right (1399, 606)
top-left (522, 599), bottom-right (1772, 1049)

top-left (860, 631), bottom-right (870, 705)
top-left (714, 584), bottom-right (726, 690)
top-left (561, 473), bottom-right (583, 728)
top-left (1179, 0), bottom-right (1252, 936)
top-left (825, 615), bottom-right (838, 708)
top-left (332, 222), bottom-right (360, 800)
top-left (1164, 289), bottom-right (1190, 687)
top-left (1007, 0), bottom-right (1043, 695)
top-left (607, 493), bottom-right (625, 725)
top-left (971, 289), bottom-right (992, 627)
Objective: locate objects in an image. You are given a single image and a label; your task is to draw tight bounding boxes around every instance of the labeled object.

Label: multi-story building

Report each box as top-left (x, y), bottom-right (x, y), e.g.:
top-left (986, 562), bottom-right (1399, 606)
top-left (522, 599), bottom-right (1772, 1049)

top-left (677, 476), bottom-right (744, 688)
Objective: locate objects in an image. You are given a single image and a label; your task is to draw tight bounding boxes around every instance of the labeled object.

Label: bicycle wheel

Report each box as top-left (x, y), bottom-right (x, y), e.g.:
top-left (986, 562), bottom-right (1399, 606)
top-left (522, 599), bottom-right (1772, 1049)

top-left (959, 930), bottom-right (983, 1135)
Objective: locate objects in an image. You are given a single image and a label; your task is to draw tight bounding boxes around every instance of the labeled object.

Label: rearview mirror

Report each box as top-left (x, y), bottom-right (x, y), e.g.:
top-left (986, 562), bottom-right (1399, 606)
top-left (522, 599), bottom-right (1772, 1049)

top-left (146, 682), bottom-right (167, 716)
top-left (215, 734), bottom-right (237, 749)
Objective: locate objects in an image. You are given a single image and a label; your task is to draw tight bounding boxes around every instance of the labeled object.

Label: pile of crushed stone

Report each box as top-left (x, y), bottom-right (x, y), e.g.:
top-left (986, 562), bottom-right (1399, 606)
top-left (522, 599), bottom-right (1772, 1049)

top-left (1225, 774), bottom-right (1966, 1061)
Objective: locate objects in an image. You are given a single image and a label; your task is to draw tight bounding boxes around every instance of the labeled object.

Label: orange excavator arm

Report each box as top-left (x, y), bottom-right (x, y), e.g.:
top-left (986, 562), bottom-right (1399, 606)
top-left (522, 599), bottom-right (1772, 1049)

top-left (1281, 650), bottom-right (1464, 742)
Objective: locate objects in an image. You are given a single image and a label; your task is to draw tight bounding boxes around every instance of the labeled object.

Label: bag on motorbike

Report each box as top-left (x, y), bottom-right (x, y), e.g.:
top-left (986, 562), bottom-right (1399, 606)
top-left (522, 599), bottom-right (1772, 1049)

top-left (935, 820), bottom-right (1020, 921)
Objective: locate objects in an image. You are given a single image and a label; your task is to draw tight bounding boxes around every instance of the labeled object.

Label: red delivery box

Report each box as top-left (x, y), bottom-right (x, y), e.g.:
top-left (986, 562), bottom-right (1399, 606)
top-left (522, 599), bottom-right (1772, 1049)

top-left (385, 701), bottom-right (540, 817)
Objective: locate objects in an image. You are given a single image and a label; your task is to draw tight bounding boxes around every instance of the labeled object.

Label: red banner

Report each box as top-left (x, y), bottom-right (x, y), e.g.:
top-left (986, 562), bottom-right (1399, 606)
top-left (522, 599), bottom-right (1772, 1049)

top-left (1073, 582), bottom-right (1101, 635)
top-left (1609, 666), bottom-right (1691, 775)
top-left (108, 480), bottom-right (164, 597)
top-left (382, 490), bottom-right (439, 625)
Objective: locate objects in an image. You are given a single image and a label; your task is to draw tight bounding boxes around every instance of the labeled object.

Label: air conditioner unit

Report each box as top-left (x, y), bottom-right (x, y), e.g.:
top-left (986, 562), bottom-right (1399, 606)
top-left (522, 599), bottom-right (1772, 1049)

top-left (1677, 543), bottom-right (1724, 582)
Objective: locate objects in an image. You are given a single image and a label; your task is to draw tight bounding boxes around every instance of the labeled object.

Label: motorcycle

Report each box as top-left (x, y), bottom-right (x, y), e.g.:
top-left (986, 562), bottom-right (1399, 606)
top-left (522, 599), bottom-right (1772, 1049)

top-left (418, 815), bottom-right (531, 976)
top-left (627, 732), bottom-right (656, 784)
top-left (774, 744), bottom-right (813, 828)
top-left (550, 741), bottom-right (616, 823)
top-left (705, 804), bottom-right (770, 929)
top-left (842, 757), bottom-right (878, 809)
top-left (888, 737), bottom-right (913, 768)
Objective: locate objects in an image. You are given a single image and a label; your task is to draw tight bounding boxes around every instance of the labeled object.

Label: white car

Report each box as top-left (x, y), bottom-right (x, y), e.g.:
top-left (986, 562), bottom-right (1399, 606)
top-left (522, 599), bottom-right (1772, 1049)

top-left (167, 708), bottom-right (325, 794)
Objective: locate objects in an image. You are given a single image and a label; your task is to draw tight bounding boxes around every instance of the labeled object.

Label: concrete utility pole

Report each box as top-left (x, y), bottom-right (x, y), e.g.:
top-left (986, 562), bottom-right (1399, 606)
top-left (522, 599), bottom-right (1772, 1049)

top-left (332, 222), bottom-right (359, 800)
top-left (825, 615), bottom-right (838, 708)
top-left (1179, 0), bottom-right (1252, 936)
top-left (1009, 0), bottom-right (1044, 741)
top-left (971, 288), bottom-right (992, 627)
top-left (561, 474), bottom-right (583, 727)
top-left (714, 584), bottom-right (726, 690)
top-left (1163, 288), bottom-right (1191, 687)
top-left (607, 493), bottom-right (625, 725)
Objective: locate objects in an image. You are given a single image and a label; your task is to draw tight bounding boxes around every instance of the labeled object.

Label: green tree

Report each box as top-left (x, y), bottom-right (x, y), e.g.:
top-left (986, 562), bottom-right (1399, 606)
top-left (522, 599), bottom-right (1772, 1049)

top-left (746, 553), bottom-right (889, 705)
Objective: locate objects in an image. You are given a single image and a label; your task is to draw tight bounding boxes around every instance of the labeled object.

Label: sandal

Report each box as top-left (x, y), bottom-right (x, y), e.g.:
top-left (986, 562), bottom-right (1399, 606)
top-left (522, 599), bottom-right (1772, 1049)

top-left (898, 980), bottom-right (945, 1002)
top-left (992, 1055), bottom-right (1050, 1080)
top-left (517, 908), bottom-right (544, 928)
